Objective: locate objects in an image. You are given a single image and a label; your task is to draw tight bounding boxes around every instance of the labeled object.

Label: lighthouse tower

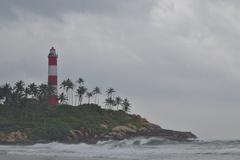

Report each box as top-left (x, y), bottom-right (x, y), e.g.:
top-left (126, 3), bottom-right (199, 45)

top-left (48, 47), bottom-right (58, 106)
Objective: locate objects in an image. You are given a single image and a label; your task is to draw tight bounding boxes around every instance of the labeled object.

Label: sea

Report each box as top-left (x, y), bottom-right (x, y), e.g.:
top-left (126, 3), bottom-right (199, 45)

top-left (0, 137), bottom-right (240, 160)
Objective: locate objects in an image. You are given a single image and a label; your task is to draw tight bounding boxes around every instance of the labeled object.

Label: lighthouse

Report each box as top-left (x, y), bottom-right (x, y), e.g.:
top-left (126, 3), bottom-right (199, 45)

top-left (48, 47), bottom-right (58, 106)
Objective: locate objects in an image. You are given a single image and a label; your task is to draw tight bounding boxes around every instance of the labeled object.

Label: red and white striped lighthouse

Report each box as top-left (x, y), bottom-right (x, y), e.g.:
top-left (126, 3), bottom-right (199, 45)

top-left (48, 47), bottom-right (58, 106)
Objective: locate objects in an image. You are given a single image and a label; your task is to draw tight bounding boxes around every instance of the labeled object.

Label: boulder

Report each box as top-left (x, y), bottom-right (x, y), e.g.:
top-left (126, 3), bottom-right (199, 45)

top-left (100, 124), bottom-right (108, 129)
top-left (112, 126), bottom-right (136, 133)
top-left (0, 131), bottom-right (27, 143)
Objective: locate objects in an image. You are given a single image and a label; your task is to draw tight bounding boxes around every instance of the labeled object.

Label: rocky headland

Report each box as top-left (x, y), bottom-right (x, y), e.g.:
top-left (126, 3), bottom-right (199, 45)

top-left (0, 104), bottom-right (196, 144)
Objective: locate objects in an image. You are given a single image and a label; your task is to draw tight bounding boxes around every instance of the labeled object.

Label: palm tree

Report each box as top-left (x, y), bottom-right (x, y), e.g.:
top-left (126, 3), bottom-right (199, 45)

top-left (77, 77), bottom-right (84, 86)
top-left (92, 86), bottom-right (101, 104)
top-left (14, 80), bottom-right (25, 102)
top-left (1, 83), bottom-right (12, 104)
top-left (46, 85), bottom-right (56, 96)
top-left (86, 92), bottom-right (93, 104)
top-left (58, 93), bottom-right (68, 104)
top-left (0, 87), bottom-right (4, 103)
top-left (115, 96), bottom-right (122, 110)
top-left (24, 87), bottom-right (31, 98)
top-left (76, 86), bottom-right (87, 105)
top-left (28, 83), bottom-right (38, 99)
top-left (37, 84), bottom-right (48, 103)
top-left (60, 80), bottom-right (68, 94)
top-left (121, 98), bottom-right (131, 113)
top-left (37, 84), bottom-right (56, 103)
top-left (106, 88), bottom-right (115, 98)
top-left (14, 80), bottom-right (25, 92)
top-left (74, 78), bottom-right (85, 105)
top-left (104, 97), bottom-right (115, 109)
top-left (66, 78), bottom-right (74, 105)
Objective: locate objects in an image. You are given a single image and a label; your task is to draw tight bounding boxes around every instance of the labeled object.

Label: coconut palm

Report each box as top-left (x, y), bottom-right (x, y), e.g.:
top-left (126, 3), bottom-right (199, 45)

top-left (0, 87), bottom-right (4, 103)
top-left (76, 86), bottom-right (87, 105)
top-left (77, 77), bottom-right (84, 86)
top-left (104, 97), bottom-right (115, 109)
top-left (74, 78), bottom-right (84, 105)
top-left (86, 92), bottom-right (93, 104)
top-left (0, 85), bottom-right (9, 104)
top-left (38, 84), bottom-right (47, 102)
top-left (14, 80), bottom-right (25, 101)
top-left (106, 88), bottom-right (115, 98)
top-left (37, 84), bottom-right (56, 103)
top-left (60, 80), bottom-right (68, 94)
top-left (14, 80), bottom-right (25, 93)
top-left (24, 87), bottom-right (31, 98)
top-left (121, 98), bottom-right (131, 113)
top-left (65, 78), bottom-right (74, 105)
top-left (92, 86), bottom-right (101, 104)
top-left (37, 84), bottom-right (48, 103)
top-left (115, 96), bottom-right (122, 110)
top-left (58, 93), bottom-right (68, 104)
top-left (1, 83), bottom-right (12, 104)
top-left (46, 85), bottom-right (56, 96)
top-left (28, 83), bottom-right (38, 99)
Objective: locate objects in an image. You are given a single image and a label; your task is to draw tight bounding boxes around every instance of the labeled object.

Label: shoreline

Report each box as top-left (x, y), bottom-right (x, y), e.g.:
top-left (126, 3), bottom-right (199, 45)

top-left (0, 128), bottom-right (197, 145)
top-left (0, 136), bottom-right (197, 146)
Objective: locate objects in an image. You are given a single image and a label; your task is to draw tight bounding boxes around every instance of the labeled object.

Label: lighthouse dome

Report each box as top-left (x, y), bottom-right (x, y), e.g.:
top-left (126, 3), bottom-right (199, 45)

top-left (49, 47), bottom-right (57, 56)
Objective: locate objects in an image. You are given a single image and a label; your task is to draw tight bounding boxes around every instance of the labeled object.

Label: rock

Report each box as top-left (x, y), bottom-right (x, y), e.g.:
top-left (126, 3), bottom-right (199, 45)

top-left (138, 127), bottom-right (148, 132)
top-left (0, 114), bottom-right (196, 144)
top-left (131, 114), bottom-right (148, 123)
top-left (103, 125), bottom-right (138, 140)
top-left (0, 131), bottom-right (27, 143)
top-left (66, 136), bottom-right (73, 141)
top-left (144, 123), bottom-right (161, 130)
top-left (100, 124), bottom-right (108, 129)
top-left (112, 126), bottom-right (136, 133)
top-left (127, 124), bottom-right (137, 130)
top-left (0, 133), bottom-right (5, 140)
top-left (69, 130), bottom-right (79, 141)
top-left (75, 130), bottom-right (84, 137)
top-left (102, 135), bottom-right (111, 139)
top-left (67, 128), bottom-right (100, 143)
top-left (109, 131), bottom-right (126, 138)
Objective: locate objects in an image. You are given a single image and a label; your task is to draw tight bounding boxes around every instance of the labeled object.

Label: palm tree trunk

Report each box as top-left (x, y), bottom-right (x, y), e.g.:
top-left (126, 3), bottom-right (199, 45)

top-left (71, 90), bottom-right (74, 106)
top-left (69, 90), bottom-right (71, 105)
top-left (79, 96), bottom-right (82, 105)
top-left (98, 96), bottom-right (100, 105)
top-left (66, 90), bottom-right (68, 104)
top-left (95, 95), bottom-right (97, 104)
top-left (74, 95), bottom-right (77, 106)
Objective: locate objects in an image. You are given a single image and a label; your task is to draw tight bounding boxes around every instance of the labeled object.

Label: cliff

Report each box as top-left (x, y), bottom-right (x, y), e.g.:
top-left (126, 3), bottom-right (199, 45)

top-left (0, 104), bottom-right (196, 144)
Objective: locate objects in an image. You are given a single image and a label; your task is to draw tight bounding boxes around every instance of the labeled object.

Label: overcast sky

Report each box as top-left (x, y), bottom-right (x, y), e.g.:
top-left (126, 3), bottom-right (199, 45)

top-left (1, 0), bottom-right (240, 139)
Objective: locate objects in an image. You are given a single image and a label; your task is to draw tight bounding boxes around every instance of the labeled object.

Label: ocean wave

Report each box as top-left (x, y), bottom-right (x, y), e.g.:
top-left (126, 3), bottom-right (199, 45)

top-left (97, 137), bottom-right (187, 147)
top-left (1, 139), bottom-right (240, 159)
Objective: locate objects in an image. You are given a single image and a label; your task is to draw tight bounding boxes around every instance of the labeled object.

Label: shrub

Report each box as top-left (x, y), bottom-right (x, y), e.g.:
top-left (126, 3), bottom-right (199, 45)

top-left (31, 120), bottom-right (70, 141)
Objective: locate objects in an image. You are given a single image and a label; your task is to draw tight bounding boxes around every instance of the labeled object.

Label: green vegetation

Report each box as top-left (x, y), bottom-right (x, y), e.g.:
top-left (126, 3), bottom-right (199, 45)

top-left (0, 79), bottom-right (197, 142)
top-left (60, 77), bottom-right (131, 112)
top-left (0, 103), bottom-right (136, 141)
top-left (0, 78), bottom-right (134, 142)
top-left (0, 81), bottom-right (55, 106)
top-left (0, 77), bottom-right (132, 112)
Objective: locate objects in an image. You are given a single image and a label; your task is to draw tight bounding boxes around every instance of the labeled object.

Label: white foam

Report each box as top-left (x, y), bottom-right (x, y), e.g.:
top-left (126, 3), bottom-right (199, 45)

top-left (0, 139), bottom-right (240, 160)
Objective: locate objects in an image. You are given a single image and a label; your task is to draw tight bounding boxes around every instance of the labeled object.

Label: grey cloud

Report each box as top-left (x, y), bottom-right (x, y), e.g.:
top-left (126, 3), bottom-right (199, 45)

top-left (0, 0), bottom-right (156, 21)
top-left (1, 0), bottom-right (240, 139)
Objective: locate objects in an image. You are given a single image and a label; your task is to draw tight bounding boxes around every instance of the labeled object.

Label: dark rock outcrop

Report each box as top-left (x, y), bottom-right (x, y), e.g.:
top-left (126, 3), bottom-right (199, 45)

top-left (0, 131), bottom-right (28, 143)
top-left (64, 114), bottom-right (197, 143)
top-left (0, 113), bottom-right (197, 144)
